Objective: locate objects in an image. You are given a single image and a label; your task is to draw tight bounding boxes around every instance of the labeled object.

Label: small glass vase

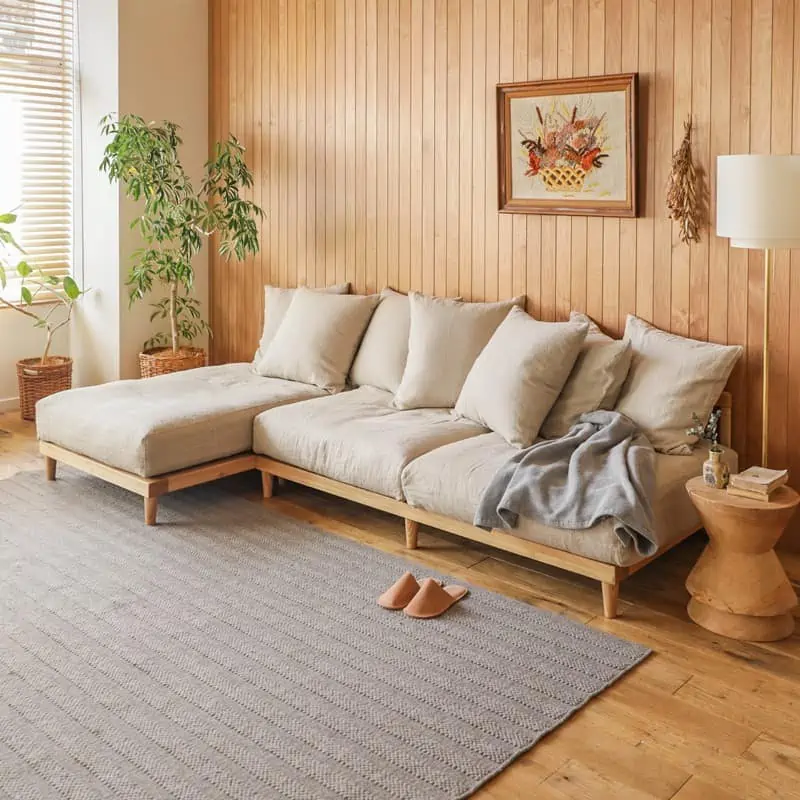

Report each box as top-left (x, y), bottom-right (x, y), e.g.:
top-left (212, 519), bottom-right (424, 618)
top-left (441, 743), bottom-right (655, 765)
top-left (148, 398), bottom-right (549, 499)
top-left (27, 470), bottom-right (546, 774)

top-left (703, 447), bottom-right (729, 489)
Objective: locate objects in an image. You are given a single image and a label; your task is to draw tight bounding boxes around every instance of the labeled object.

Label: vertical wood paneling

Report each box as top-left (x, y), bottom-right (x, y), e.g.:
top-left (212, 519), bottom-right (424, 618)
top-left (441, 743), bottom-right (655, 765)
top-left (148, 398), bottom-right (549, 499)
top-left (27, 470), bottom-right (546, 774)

top-left (210, 0), bottom-right (800, 492)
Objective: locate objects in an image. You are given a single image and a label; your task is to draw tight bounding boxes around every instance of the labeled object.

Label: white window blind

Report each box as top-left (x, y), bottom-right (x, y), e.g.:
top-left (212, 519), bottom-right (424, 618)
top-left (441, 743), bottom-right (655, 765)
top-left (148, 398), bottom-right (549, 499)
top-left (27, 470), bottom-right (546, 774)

top-left (0, 0), bottom-right (74, 299)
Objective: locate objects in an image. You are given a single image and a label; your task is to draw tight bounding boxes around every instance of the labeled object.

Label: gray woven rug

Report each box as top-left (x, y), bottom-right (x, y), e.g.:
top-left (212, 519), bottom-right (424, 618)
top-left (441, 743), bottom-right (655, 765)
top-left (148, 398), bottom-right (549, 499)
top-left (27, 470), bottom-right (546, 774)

top-left (0, 469), bottom-right (649, 800)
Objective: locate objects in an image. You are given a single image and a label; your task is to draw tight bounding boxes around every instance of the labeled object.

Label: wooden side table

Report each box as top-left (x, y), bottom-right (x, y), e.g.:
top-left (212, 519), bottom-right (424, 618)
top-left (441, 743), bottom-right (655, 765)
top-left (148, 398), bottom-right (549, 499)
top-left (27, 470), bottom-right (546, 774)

top-left (685, 476), bottom-right (799, 642)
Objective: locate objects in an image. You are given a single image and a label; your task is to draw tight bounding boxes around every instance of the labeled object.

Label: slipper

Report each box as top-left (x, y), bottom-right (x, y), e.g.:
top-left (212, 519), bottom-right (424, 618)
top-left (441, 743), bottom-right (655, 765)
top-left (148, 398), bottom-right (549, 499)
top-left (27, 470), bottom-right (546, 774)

top-left (403, 577), bottom-right (469, 619)
top-left (377, 572), bottom-right (438, 610)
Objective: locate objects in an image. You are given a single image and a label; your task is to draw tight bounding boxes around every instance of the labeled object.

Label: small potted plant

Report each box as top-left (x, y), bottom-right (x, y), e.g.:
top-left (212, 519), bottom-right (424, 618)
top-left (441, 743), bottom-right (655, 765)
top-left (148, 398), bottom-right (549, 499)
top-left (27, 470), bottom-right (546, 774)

top-left (0, 211), bottom-right (87, 421)
top-left (100, 114), bottom-right (264, 377)
top-left (687, 407), bottom-right (728, 489)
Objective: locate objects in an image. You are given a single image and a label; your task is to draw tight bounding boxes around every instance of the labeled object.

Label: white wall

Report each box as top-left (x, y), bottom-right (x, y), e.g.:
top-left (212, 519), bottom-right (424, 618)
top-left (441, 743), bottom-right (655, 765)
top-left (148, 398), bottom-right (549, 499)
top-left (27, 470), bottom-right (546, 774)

top-left (72, 0), bottom-right (121, 389)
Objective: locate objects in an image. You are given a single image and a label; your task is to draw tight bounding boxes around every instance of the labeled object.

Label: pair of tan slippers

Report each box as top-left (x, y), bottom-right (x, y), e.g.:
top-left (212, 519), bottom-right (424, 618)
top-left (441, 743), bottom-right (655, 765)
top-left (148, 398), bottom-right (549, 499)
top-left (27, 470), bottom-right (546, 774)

top-left (377, 571), bottom-right (469, 619)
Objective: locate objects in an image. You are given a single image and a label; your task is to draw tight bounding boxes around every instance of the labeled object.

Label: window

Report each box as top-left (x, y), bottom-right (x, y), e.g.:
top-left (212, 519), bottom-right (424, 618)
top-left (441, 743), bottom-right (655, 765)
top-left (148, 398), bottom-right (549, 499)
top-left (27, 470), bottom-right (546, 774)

top-left (0, 0), bottom-right (74, 300)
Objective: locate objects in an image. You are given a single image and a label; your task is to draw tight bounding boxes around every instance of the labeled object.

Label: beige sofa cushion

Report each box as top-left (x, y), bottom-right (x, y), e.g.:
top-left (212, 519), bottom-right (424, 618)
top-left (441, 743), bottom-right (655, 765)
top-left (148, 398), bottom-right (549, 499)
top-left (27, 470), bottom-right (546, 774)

top-left (541, 311), bottom-right (632, 439)
top-left (253, 386), bottom-right (486, 499)
top-left (393, 293), bottom-right (524, 409)
top-left (614, 315), bottom-right (742, 454)
top-left (255, 290), bottom-right (380, 391)
top-left (253, 282), bottom-right (351, 363)
top-left (455, 307), bottom-right (588, 448)
top-left (349, 288), bottom-right (411, 392)
top-left (36, 364), bottom-right (325, 477)
top-left (401, 433), bottom-right (738, 567)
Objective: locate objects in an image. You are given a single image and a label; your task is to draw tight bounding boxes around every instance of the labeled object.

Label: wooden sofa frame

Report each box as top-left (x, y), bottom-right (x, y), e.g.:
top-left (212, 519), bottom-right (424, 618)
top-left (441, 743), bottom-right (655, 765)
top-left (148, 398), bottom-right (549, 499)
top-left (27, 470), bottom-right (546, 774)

top-left (39, 392), bottom-right (731, 620)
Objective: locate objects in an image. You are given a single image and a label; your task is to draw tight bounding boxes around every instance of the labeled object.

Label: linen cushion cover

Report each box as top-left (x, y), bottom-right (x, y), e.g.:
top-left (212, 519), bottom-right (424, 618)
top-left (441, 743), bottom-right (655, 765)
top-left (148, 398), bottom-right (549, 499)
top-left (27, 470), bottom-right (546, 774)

top-left (614, 315), bottom-right (743, 454)
top-left (253, 282), bottom-right (350, 363)
top-left (253, 386), bottom-right (486, 499)
top-left (35, 363), bottom-right (325, 477)
top-left (255, 289), bottom-right (380, 391)
top-left (541, 311), bottom-right (633, 439)
top-left (393, 293), bottom-right (524, 410)
top-left (401, 432), bottom-right (737, 566)
top-left (454, 306), bottom-right (588, 448)
top-left (349, 288), bottom-right (412, 392)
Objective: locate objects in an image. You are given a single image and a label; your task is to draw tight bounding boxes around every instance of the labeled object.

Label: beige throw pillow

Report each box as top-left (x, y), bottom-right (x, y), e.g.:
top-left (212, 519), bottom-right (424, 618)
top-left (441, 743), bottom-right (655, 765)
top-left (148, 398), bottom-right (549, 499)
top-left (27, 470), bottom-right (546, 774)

top-left (254, 289), bottom-right (379, 391)
top-left (541, 311), bottom-right (633, 438)
top-left (253, 282), bottom-right (350, 363)
top-left (614, 315), bottom-right (743, 454)
top-left (393, 293), bottom-right (524, 409)
top-left (454, 307), bottom-right (589, 448)
top-left (349, 288), bottom-right (411, 392)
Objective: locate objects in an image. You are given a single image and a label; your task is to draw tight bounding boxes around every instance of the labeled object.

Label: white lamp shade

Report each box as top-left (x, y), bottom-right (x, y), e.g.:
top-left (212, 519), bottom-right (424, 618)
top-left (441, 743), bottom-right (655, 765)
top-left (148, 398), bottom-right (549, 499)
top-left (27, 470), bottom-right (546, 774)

top-left (717, 155), bottom-right (800, 249)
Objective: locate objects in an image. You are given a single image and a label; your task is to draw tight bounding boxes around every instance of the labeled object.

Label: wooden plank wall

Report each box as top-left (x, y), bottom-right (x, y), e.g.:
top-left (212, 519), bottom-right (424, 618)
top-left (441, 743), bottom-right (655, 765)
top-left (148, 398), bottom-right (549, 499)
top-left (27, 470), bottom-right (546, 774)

top-left (209, 0), bottom-right (800, 510)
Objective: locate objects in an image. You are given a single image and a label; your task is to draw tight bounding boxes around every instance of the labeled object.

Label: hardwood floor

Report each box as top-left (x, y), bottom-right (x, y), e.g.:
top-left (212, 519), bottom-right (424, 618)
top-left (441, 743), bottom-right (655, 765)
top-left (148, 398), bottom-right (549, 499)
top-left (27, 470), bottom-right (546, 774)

top-left (3, 411), bottom-right (800, 799)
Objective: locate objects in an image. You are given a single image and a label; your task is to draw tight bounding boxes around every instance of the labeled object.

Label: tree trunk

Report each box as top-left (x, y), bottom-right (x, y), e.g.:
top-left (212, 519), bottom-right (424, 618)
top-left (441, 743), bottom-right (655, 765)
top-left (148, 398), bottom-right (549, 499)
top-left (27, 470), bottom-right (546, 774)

top-left (41, 328), bottom-right (54, 365)
top-left (169, 281), bottom-right (179, 353)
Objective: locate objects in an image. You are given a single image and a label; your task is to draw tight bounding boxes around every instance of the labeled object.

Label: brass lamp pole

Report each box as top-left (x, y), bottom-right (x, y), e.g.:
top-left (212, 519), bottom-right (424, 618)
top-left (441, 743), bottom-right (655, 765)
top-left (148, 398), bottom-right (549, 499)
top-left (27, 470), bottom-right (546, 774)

top-left (762, 249), bottom-right (772, 467)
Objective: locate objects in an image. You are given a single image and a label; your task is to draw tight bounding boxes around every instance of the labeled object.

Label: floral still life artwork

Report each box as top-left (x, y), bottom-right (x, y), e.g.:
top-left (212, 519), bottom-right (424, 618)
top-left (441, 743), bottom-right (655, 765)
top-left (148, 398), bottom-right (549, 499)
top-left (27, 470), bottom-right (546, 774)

top-left (497, 74), bottom-right (637, 217)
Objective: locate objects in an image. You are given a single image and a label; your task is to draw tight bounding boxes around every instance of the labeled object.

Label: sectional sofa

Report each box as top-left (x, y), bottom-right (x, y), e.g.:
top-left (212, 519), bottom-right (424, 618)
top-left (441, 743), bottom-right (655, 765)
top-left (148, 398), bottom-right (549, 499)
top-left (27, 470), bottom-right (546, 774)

top-left (36, 285), bottom-right (741, 618)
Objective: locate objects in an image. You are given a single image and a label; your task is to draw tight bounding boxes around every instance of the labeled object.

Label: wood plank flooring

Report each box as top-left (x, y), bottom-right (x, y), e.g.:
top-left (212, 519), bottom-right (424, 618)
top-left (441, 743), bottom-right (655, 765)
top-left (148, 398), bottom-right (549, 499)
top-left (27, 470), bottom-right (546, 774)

top-left (3, 411), bottom-right (800, 799)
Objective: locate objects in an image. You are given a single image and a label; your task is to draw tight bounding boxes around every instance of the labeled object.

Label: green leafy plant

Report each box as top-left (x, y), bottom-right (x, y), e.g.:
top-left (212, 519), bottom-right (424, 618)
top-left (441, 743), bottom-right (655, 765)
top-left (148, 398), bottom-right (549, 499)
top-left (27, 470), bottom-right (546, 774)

top-left (99, 114), bottom-right (264, 353)
top-left (0, 210), bottom-right (86, 364)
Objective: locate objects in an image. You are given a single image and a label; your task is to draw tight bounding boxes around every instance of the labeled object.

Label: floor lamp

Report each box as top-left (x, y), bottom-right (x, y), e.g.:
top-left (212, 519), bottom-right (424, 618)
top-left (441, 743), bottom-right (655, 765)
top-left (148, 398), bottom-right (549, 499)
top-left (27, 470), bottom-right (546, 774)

top-left (716, 155), bottom-right (800, 468)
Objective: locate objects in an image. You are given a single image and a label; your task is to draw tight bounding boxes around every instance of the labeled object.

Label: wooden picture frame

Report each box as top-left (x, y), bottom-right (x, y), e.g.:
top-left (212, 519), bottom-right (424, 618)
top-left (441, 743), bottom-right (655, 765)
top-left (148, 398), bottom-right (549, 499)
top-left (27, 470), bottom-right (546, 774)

top-left (497, 73), bottom-right (638, 217)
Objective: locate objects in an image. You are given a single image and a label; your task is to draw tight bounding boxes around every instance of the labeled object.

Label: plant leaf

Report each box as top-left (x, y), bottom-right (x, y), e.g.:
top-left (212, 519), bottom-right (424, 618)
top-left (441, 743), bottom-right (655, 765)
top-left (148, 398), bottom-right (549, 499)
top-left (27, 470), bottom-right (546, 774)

top-left (20, 286), bottom-right (33, 305)
top-left (62, 275), bottom-right (80, 300)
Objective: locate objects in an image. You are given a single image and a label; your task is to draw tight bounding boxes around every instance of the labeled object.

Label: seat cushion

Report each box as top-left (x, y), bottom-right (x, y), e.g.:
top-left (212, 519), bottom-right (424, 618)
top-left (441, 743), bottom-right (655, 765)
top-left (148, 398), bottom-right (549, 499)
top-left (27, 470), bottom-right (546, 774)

top-left (253, 386), bottom-right (487, 499)
top-left (401, 434), bottom-right (738, 567)
top-left (36, 363), bottom-right (325, 478)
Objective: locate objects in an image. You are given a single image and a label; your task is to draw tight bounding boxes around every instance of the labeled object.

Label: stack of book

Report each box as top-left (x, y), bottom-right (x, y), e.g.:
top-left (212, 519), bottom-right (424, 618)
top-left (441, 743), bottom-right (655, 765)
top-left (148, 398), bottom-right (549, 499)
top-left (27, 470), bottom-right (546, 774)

top-left (727, 467), bottom-right (789, 502)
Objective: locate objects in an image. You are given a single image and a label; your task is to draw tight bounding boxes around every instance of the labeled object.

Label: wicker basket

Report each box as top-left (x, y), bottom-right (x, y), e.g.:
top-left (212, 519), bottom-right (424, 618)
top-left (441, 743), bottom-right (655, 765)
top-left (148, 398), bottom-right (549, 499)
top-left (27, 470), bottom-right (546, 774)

top-left (539, 165), bottom-right (587, 193)
top-left (16, 356), bottom-right (73, 422)
top-left (138, 347), bottom-right (207, 378)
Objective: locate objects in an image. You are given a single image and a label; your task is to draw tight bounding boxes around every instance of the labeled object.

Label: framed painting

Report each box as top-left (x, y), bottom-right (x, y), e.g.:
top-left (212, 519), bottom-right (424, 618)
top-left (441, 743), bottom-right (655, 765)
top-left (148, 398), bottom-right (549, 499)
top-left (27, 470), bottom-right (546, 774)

top-left (497, 73), bottom-right (638, 217)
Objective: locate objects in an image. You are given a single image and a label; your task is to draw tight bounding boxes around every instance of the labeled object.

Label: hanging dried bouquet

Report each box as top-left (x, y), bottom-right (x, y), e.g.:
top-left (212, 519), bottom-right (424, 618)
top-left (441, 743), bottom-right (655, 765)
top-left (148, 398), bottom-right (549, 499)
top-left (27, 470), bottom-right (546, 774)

top-left (666, 116), bottom-right (701, 244)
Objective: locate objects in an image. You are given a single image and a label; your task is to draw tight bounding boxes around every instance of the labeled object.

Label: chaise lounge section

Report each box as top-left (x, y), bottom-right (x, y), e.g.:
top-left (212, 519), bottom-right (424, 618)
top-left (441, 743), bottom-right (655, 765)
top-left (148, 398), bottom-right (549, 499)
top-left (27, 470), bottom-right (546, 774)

top-left (37, 362), bottom-right (325, 523)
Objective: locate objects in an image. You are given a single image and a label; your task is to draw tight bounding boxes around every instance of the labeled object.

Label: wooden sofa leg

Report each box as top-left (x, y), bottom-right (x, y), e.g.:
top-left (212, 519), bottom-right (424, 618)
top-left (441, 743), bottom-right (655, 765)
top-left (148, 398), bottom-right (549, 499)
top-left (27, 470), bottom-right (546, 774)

top-left (404, 519), bottom-right (419, 550)
top-left (262, 472), bottom-right (274, 499)
top-left (602, 581), bottom-right (620, 619)
top-left (45, 456), bottom-right (56, 481)
top-left (144, 497), bottom-right (158, 526)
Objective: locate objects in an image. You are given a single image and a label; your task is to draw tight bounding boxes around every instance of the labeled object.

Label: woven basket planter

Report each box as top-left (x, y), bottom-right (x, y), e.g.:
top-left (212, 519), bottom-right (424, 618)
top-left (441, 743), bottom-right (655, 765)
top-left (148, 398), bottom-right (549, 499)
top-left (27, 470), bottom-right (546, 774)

top-left (16, 356), bottom-right (73, 422)
top-left (138, 347), bottom-right (207, 378)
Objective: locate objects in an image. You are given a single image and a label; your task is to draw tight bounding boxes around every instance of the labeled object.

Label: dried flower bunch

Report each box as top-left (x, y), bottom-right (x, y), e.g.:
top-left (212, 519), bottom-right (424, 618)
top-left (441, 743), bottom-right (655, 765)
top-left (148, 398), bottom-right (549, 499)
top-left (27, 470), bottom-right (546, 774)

top-left (666, 116), bottom-right (701, 244)
top-left (686, 407), bottom-right (723, 450)
top-left (520, 98), bottom-right (608, 178)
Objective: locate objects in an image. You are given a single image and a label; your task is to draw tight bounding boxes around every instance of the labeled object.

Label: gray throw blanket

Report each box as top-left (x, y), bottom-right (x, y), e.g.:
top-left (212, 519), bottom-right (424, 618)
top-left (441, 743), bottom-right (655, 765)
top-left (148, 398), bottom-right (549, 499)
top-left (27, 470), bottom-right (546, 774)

top-left (474, 410), bottom-right (658, 557)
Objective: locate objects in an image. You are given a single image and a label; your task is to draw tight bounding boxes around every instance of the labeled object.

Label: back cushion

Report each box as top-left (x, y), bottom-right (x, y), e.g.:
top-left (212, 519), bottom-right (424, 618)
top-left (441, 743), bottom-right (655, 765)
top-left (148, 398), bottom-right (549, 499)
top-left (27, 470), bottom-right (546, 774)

top-left (253, 282), bottom-right (350, 363)
top-left (614, 315), bottom-right (742, 454)
top-left (254, 290), bottom-right (380, 391)
top-left (455, 306), bottom-right (589, 448)
top-left (349, 288), bottom-right (411, 392)
top-left (393, 293), bottom-right (524, 410)
top-left (540, 311), bottom-right (632, 438)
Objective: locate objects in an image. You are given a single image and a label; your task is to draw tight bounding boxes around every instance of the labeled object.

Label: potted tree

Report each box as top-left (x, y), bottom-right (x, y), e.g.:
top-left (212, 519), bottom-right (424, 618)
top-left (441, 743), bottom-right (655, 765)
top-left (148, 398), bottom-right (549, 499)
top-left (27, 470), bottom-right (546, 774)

top-left (100, 115), bottom-right (264, 377)
top-left (0, 211), bottom-right (87, 421)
